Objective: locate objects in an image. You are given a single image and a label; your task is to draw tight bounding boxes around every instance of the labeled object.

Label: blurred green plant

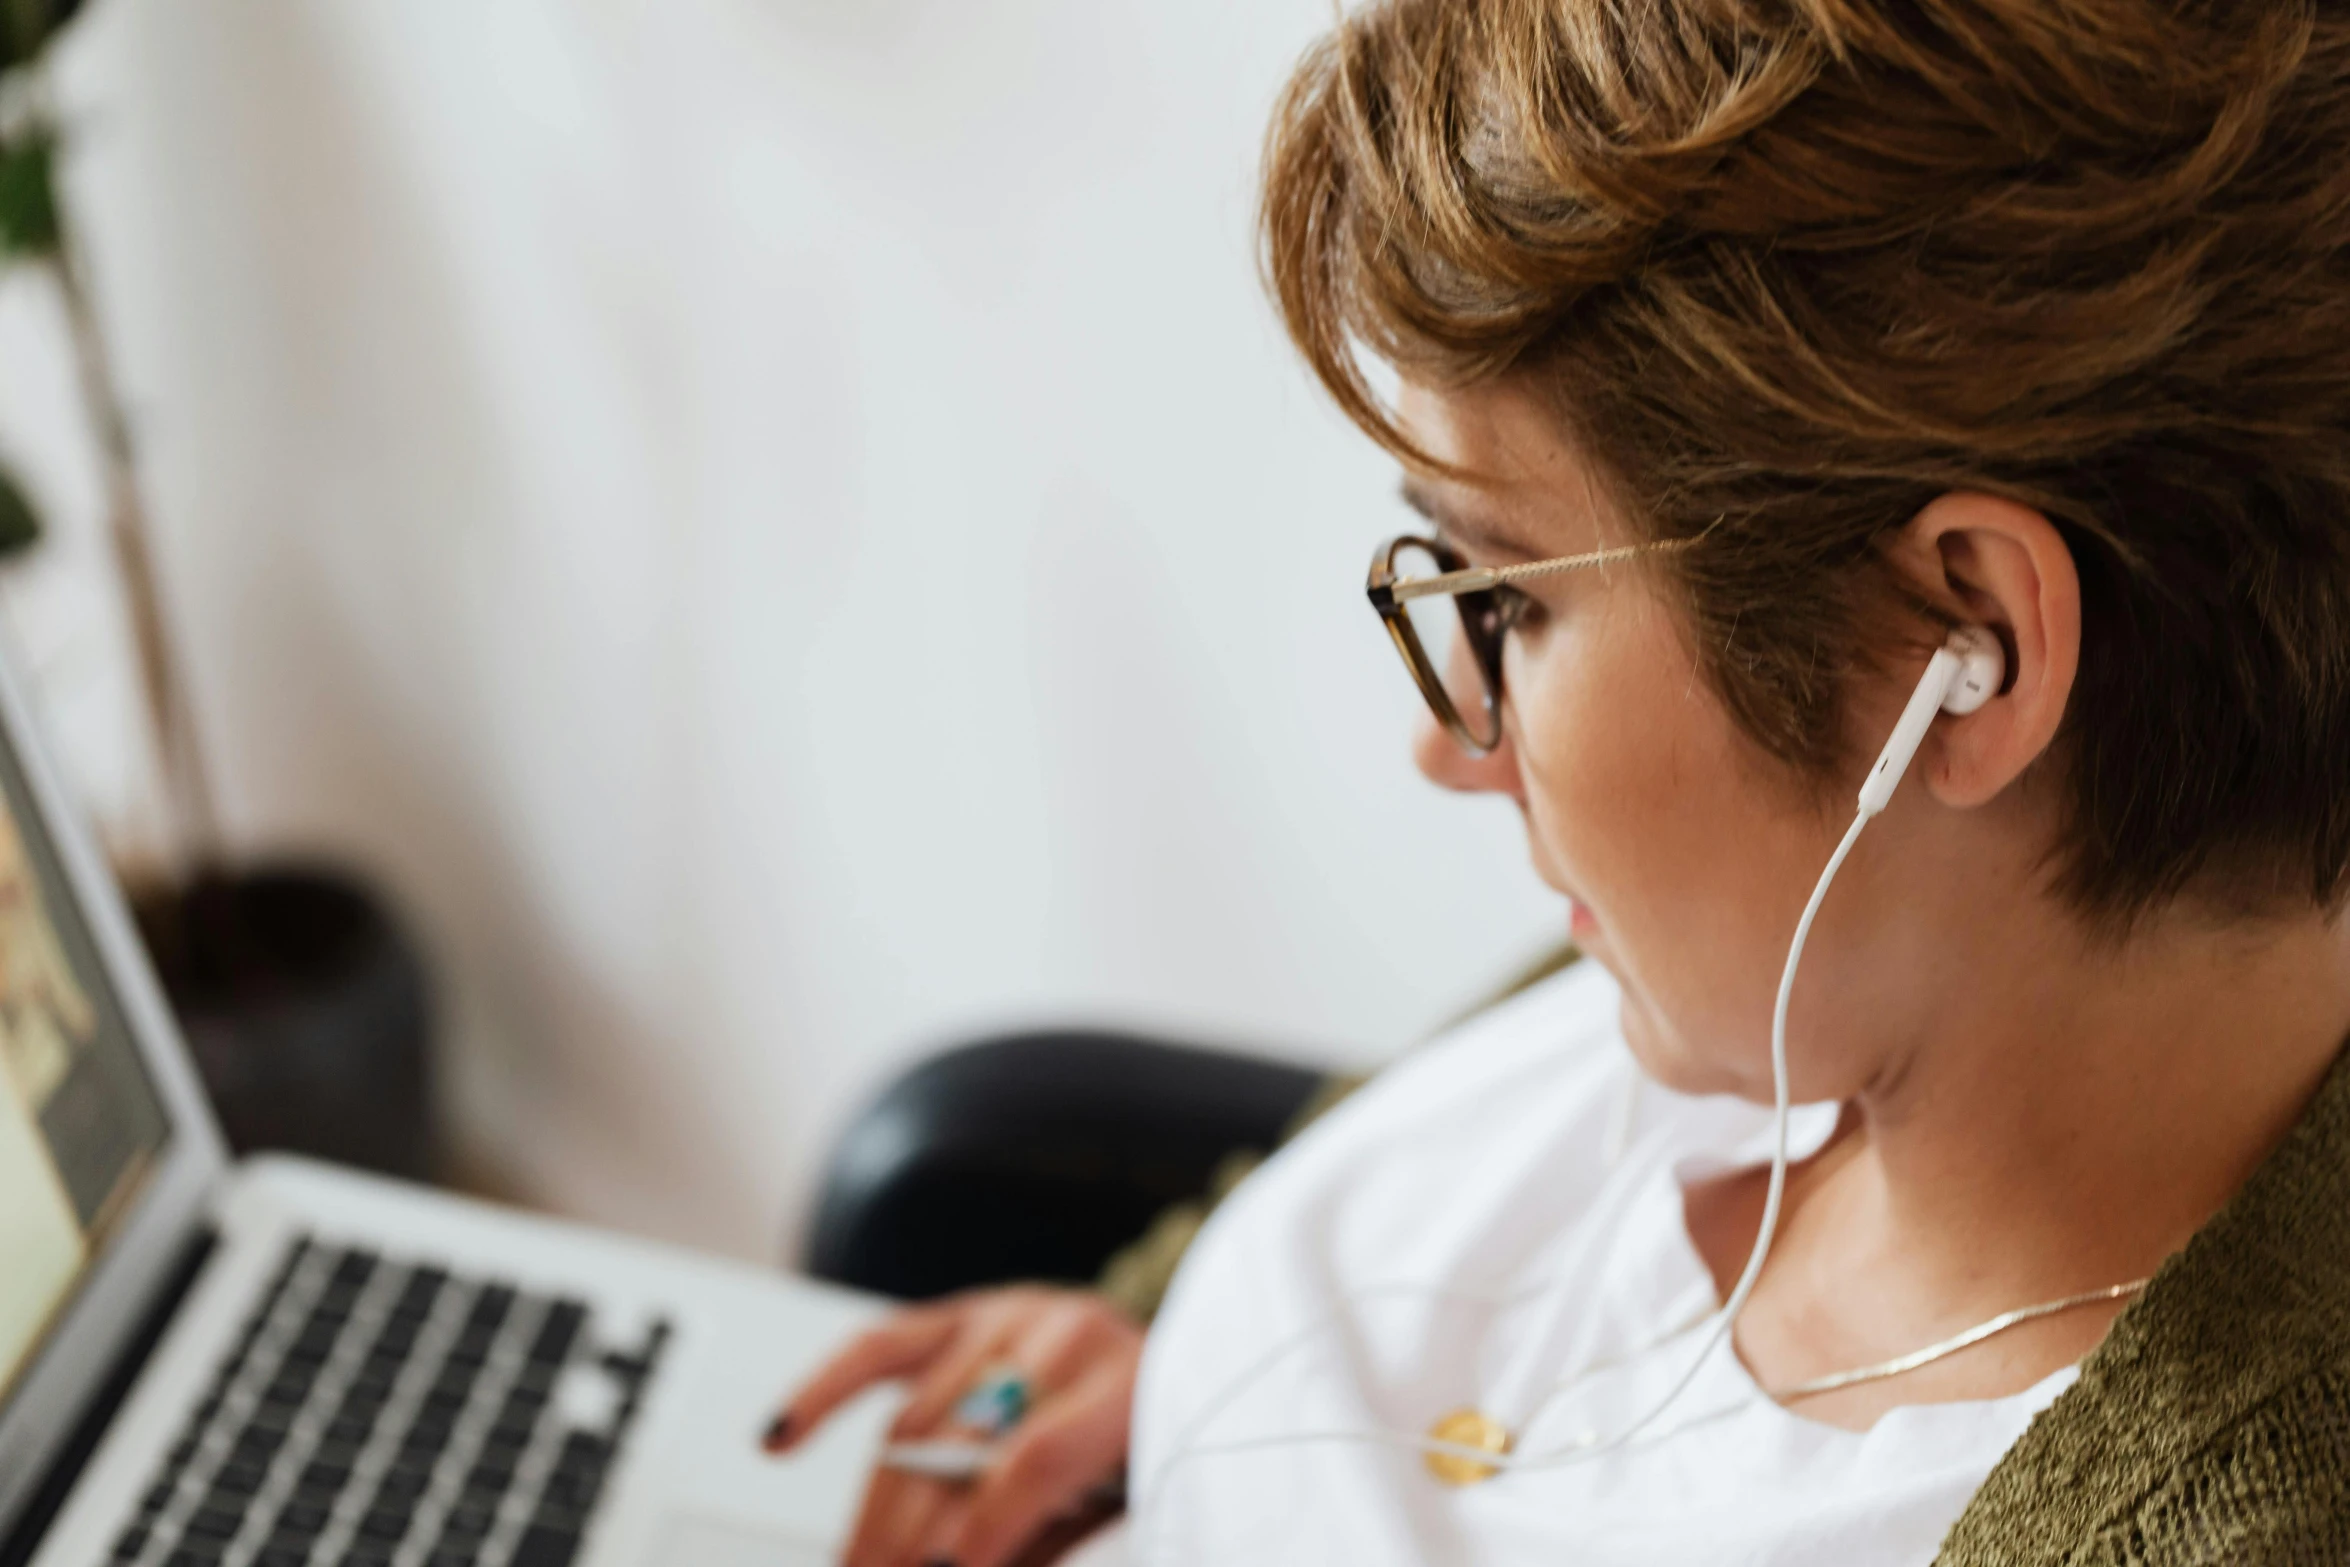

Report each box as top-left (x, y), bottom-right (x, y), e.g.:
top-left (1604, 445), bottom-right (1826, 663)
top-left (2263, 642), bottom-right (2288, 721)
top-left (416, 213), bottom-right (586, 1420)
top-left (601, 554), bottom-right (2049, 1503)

top-left (0, 461), bottom-right (37, 553)
top-left (0, 0), bottom-right (220, 865)
top-left (0, 0), bottom-right (83, 560)
top-left (1, 0), bottom-right (81, 72)
top-left (0, 459), bottom-right (38, 557)
top-left (0, 119), bottom-right (59, 559)
top-left (0, 129), bottom-right (57, 256)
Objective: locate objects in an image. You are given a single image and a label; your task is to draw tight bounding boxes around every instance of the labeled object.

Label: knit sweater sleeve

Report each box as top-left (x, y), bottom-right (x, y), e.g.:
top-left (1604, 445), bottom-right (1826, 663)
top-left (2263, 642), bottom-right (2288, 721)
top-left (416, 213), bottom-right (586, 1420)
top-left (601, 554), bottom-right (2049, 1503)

top-left (2087, 1364), bottom-right (2350, 1565)
top-left (1938, 1362), bottom-right (2350, 1566)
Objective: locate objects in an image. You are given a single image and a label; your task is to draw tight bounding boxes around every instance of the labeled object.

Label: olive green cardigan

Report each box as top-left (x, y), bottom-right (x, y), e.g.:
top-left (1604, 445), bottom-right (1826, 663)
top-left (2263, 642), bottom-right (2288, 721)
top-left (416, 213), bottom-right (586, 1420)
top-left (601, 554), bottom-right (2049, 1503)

top-left (1936, 1036), bottom-right (2350, 1564)
top-left (1102, 952), bottom-right (2350, 1562)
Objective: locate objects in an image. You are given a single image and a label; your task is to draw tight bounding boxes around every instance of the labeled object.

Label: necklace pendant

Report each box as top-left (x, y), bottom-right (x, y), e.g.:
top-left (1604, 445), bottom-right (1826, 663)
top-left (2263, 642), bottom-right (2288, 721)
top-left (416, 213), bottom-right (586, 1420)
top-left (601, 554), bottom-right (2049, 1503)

top-left (1424, 1407), bottom-right (1512, 1486)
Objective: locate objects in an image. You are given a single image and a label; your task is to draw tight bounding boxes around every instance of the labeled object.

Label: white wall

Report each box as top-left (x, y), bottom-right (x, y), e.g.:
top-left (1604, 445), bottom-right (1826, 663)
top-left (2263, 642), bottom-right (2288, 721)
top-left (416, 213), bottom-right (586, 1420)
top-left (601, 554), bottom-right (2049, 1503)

top-left (0, 0), bottom-right (1564, 1260)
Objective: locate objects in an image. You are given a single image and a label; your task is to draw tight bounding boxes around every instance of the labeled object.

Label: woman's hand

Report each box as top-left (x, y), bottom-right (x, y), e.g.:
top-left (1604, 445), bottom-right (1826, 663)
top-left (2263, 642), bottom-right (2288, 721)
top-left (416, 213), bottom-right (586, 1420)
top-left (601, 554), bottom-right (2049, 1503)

top-left (762, 1286), bottom-right (1143, 1567)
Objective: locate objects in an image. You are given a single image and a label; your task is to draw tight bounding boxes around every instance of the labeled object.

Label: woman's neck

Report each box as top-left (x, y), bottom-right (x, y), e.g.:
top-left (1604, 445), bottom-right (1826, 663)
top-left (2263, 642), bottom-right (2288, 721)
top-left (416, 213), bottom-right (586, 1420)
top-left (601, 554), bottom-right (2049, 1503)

top-left (1687, 905), bottom-right (2350, 1429)
top-left (1864, 907), bottom-right (2350, 1291)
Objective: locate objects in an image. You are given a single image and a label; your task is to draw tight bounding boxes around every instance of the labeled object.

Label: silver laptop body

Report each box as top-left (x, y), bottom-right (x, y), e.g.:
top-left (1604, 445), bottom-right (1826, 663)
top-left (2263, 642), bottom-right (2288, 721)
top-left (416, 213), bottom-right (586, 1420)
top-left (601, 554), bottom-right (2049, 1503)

top-left (0, 647), bottom-right (888, 1567)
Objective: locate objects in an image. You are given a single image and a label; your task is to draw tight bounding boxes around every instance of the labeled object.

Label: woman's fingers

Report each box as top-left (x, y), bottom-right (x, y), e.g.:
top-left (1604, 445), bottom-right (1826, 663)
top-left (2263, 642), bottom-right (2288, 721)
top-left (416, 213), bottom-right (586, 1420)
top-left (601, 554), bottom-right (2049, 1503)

top-left (1006, 1296), bottom-right (1113, 1390)
top-left (942, 1357), bottom-right (1137, 1567)
top-left (893, 1305), bottom-right (1023, 1437)
top-left (767, 1306), bottom-right (960, 1452)
top-left (895, 1292), bottom-right (1113, 1440)
top-left (764, 1288), bottom-right (1142, 1567)
top-left (841, 1471), bottom-right (952, 1567)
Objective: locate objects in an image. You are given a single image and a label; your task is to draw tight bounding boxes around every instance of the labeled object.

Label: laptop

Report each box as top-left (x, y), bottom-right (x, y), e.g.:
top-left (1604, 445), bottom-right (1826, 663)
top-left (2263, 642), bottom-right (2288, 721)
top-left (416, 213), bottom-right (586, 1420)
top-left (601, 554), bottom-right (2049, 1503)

top-left (0, 648), bottom-right (895, 1567)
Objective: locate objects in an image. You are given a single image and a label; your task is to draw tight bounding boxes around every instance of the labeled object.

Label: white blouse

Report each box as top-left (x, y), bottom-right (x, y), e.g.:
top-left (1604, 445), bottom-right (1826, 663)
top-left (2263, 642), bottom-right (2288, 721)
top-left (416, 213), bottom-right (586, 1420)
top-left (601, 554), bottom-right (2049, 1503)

top-left (1118, 962), bottom-right (2071, 1567)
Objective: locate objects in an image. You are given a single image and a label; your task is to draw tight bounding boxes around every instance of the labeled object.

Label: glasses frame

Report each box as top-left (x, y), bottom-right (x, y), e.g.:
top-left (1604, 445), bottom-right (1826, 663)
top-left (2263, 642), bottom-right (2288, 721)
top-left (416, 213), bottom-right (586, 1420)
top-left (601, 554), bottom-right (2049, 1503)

top-left (1365, 532), bottom-right (1698, 756)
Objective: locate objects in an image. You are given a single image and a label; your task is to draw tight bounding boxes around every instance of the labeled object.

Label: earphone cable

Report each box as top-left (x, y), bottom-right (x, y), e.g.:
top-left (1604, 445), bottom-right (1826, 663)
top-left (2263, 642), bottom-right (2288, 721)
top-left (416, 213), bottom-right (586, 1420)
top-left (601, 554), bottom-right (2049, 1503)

top-left (1499, 806), bottom-right (1870, 1467)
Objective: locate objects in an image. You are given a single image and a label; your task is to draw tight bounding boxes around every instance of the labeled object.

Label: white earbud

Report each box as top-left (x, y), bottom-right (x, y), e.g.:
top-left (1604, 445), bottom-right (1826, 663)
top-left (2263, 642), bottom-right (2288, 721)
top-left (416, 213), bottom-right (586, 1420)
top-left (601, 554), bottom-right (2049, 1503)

top-left (1856, 627), bottom-right (2005, 817)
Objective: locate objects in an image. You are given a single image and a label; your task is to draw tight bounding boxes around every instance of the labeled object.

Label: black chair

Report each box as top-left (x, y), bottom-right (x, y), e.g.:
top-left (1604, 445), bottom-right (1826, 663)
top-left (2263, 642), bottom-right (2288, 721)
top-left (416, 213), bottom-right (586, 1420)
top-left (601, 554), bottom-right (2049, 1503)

top-left (804, 1029), bottom-right (1323, 1300)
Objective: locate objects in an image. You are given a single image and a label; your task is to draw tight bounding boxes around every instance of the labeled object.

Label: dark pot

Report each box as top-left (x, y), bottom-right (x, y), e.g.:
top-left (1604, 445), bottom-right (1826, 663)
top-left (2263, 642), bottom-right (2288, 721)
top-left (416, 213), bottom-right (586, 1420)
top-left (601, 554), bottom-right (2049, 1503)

top-left (131, 864), bottom-right (437, 1182)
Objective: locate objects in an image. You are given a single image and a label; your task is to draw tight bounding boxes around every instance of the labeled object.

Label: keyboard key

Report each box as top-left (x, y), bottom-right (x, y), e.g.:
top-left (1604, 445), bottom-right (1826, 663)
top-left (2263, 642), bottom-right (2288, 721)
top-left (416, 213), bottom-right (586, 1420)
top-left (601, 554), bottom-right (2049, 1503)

top-left (276, 1498), bottom-right (331, 1534)
top-left (466, 1454), bottom-right (517, 1496)
top-left (182, 1506), bottom-right (240, 1542)
top-left (511, 1522), bottom-right (583, 1567)
top-left (359, 1505), bottom-right (411, 1543)
top-left (443, 1499), bottom-right (497, 1535)
top-left (530, 1304), bottom-right (587, 1367)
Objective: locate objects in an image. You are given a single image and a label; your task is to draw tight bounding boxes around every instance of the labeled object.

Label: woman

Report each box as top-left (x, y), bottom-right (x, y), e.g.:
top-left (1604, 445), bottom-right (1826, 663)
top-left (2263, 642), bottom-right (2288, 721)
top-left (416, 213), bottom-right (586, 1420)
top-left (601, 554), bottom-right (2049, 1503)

top-left (768, 0), bottom-right (2350, 1561)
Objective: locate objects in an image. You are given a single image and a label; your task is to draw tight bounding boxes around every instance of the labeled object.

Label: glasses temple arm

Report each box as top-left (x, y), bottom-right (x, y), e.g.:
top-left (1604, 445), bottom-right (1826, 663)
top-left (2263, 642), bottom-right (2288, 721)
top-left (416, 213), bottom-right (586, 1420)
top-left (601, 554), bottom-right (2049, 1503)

top-left (1384, 536), bottom-right (1698, 604)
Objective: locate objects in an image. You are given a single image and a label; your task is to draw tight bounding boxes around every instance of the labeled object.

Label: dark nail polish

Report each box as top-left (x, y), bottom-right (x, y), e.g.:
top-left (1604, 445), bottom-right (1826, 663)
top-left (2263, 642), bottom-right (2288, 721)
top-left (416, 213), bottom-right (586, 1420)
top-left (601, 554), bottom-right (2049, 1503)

top-left (762, 1412), bottom-right (796, 1452)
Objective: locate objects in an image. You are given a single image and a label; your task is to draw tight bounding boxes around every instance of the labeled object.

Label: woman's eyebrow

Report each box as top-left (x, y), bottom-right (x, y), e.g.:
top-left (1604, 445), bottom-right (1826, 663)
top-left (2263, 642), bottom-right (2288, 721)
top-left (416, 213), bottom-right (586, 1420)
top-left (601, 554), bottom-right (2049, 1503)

top-left (1397, 479), bottom-right (1541, 560)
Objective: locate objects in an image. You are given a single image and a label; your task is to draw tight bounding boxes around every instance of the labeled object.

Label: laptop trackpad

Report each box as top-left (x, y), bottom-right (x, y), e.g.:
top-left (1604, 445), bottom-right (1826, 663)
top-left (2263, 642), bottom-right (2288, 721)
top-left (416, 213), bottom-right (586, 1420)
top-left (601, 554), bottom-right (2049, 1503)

top-left (644, 1514), bottom-right (832, 1566)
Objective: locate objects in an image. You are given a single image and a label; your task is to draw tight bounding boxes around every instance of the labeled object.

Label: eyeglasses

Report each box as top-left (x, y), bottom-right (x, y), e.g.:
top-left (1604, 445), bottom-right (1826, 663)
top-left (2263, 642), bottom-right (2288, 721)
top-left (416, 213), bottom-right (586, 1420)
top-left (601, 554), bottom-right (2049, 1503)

top-left (1364, 533), bottom-right (1698, 755)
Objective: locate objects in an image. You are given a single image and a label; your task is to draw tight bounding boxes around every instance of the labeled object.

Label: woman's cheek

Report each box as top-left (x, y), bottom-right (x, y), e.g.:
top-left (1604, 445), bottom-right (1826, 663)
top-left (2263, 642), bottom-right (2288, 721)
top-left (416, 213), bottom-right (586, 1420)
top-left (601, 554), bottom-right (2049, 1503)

top-left (1513, 606), bottom-right (1787, 1097)
top-left (1513, 631), bottom-right (1676, 892)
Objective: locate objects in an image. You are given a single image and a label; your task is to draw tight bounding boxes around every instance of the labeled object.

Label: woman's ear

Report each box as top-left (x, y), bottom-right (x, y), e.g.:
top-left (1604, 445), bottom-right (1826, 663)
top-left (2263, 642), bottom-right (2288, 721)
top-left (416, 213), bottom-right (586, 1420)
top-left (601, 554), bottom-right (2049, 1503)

top-left (1888, 493), bottom-right (2081, 809)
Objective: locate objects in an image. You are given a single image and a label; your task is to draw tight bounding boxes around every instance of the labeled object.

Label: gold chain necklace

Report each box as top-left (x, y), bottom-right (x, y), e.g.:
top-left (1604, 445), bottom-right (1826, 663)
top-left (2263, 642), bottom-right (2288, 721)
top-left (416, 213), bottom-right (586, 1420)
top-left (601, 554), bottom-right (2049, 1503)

top-left (1769, 1277), bottom-right (2149, 1401)
top-left (1424, 1276), bottom-right (2151, 1486)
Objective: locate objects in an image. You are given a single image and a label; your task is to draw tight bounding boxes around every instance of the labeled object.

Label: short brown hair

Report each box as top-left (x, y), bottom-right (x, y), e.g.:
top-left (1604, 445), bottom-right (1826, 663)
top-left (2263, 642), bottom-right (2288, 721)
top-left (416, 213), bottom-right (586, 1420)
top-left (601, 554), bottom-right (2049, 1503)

top-left (1263, 0), bottom-right (2350, 926)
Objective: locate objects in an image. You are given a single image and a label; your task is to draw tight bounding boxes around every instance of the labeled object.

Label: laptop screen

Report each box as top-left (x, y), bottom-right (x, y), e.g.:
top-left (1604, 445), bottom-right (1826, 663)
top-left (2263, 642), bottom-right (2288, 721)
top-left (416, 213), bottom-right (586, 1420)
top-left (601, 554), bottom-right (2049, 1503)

top-left (0, 717), bottom-right (170, 1410)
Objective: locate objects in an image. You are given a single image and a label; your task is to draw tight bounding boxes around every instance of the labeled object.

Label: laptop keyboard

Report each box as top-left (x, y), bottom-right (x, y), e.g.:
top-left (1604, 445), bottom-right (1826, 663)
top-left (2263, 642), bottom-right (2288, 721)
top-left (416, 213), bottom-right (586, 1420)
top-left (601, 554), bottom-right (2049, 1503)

top-left (107, 1238), bottom-right (672, 1567)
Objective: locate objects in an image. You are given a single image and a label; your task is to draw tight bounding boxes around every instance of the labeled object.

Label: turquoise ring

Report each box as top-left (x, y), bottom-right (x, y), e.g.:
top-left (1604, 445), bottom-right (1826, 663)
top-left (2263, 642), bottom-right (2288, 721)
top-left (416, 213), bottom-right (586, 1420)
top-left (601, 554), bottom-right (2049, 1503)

top-left (952, 1366), bottom-right (1033, 1437)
